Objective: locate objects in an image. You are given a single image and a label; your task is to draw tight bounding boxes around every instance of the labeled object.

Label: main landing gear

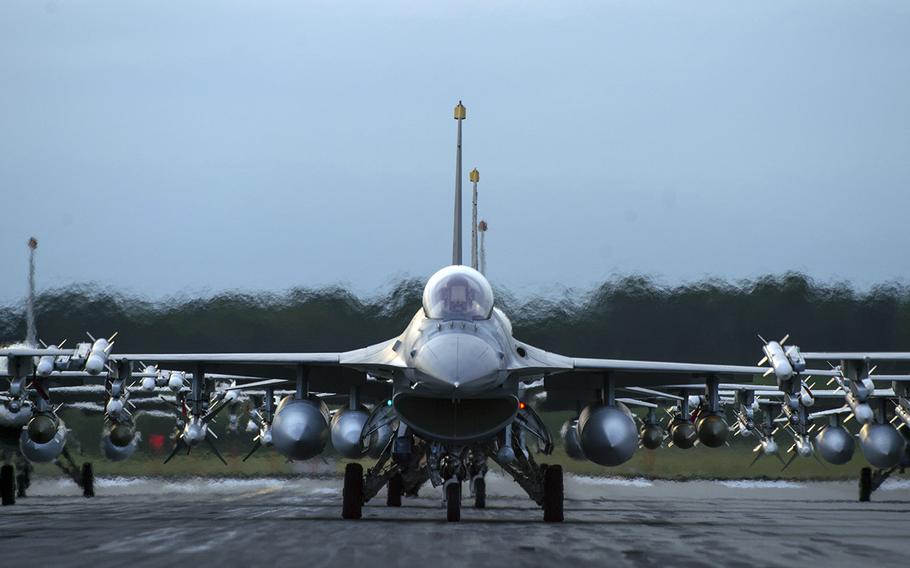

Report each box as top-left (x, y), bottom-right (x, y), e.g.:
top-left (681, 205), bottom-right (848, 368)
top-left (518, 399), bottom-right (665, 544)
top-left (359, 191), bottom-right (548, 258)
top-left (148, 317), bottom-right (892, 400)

top-left (340, 429), bottom-right (564, 522)
top-left (342, 463), bottom-right (364, 519)
top-left (859, 465), bottom-right (903, 502)
top-left (1, 464), bottom-right (15, 506)
top-left (1, 459), bottom-right (35, 505)
top-left (55, 448), bottom-right (94, 498)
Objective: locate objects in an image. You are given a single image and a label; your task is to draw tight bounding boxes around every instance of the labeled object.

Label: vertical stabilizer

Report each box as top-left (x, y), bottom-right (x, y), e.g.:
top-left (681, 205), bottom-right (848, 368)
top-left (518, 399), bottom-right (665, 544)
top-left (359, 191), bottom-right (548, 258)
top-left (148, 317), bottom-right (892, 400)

top-left (470, 168), bottom-right (480, 270)
top-left (452, 101), bottom-right (466, 265)
top-left (478, 220), bottom-right (488, 275)
top-left (26, 237), bottom-right (38, 347)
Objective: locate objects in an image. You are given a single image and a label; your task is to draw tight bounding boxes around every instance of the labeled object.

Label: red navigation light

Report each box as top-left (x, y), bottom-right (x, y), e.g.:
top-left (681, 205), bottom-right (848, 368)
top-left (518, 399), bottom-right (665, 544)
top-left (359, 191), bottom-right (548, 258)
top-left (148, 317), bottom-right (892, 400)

top-left (148, 433), bottom-right (165, 452)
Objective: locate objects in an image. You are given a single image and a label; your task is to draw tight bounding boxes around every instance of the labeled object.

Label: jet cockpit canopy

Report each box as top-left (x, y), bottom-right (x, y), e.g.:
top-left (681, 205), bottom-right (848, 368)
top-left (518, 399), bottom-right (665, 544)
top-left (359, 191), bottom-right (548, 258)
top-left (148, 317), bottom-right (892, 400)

top-left (422, 265), bottom-right (494, 320)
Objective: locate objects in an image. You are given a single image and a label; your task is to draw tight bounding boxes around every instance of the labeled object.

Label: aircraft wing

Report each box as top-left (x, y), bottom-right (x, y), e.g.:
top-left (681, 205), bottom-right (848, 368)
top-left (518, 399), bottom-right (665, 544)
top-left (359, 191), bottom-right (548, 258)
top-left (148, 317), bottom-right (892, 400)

top-left (0, 347), bottom-right (74, 357)
top-left (510, 341), bottom-right (789, 379)
top-left (112, 338), bottom-right (407, 393)
top-left (510, 342), bottom-right (846, 411)
top-left (802, 352), bottom-right (910, 361)
top-left (572, 358), bottom-right (766, 376)
top-left (511, 341), bottom-right (767, 384)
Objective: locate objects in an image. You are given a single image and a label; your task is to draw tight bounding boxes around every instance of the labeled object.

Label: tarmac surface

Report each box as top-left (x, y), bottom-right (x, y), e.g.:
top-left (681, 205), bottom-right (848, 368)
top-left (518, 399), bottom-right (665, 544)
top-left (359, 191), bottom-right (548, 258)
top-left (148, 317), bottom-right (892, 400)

top-left (1, 474), bottom-right (908, 567)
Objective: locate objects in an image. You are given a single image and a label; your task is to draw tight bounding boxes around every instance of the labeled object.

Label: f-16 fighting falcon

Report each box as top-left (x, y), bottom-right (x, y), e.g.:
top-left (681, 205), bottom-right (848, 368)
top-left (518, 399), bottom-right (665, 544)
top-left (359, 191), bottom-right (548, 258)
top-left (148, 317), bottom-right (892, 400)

top-left (0, 103), bottom-right (892, 521)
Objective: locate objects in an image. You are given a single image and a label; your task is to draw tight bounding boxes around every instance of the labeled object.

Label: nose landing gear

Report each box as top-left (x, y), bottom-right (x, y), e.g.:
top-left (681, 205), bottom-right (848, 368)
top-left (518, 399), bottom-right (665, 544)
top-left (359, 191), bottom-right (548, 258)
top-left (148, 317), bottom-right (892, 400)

top-left (445, 479), bottom-right (461, 522)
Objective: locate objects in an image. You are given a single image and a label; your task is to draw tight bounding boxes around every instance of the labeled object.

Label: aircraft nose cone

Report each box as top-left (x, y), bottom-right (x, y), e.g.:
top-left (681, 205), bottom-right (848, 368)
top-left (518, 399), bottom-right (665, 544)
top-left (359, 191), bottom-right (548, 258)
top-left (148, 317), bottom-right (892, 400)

top-left (413, 333), bottom-right (501, 394)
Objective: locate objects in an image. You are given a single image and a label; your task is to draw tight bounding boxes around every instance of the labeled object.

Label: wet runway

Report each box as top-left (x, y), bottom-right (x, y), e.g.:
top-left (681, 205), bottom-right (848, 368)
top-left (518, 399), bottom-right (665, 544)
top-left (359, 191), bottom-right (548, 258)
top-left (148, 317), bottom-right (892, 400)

top-left (1, 474), bottom-right (908, 567)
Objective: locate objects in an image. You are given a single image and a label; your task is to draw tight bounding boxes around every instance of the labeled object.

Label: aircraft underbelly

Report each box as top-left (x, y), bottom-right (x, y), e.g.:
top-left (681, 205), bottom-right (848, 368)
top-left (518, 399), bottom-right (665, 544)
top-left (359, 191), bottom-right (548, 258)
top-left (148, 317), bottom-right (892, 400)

top-left (393, 393), bottom-right (518, 443)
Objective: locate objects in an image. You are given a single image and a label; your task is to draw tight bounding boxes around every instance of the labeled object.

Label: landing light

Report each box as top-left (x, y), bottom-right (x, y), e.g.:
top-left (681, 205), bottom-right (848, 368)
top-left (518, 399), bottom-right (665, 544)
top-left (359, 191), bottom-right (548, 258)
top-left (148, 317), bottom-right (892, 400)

top-left (387, 399), bottom-right (393, 407)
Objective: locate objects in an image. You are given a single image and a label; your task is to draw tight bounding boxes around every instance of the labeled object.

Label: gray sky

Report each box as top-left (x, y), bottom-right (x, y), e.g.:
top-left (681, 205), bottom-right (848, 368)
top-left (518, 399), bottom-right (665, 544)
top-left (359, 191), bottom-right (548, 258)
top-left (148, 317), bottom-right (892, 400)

top-left (1, 1), bottom-right (909, 304)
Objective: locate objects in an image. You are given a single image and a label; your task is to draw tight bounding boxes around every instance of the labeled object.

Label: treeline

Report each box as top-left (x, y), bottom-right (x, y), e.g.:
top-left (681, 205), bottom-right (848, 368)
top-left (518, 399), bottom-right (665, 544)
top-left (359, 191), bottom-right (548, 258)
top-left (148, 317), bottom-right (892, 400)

top-left (2, 273), bottom-right (910, 365)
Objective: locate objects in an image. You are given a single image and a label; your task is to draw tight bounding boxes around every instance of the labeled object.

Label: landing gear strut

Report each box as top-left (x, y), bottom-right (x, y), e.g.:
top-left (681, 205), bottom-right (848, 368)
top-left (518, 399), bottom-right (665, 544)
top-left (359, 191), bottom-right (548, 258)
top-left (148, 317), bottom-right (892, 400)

top-left (859, 466), bottom-right (901, 502)
top-left (387, 473), bottom-right (403, 507)
top-left (488, 426), bottom-right (564, 522)
top-left (16, 459), bottom-right (31, 498)
top-left (55, 448), bottom-right (94, 498)
top-left (473, 477), bottom-right (486, 509)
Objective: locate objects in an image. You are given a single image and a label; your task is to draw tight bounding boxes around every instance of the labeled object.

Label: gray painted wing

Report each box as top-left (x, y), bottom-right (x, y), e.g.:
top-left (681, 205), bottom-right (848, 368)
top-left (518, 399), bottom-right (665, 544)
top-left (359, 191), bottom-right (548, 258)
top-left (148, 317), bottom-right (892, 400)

top-left (802, 352), bottom-right (910, 361)
top-left (114, 338), bottom-right (405, 369)
top-left (510, 341), bottom-right (775, 411)
top-left (508, 341), bottom-right (766, 378)
top-left (112, 338), bottom-right (407, 392)
top-left (572, 358), bottom-right (766, 376)
top-left (0, 348), bottom-right (73, 357)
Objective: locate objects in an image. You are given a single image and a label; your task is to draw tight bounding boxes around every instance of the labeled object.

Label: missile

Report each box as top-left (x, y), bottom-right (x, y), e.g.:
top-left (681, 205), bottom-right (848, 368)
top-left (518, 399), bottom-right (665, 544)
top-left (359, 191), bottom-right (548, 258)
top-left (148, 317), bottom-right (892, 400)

top-left (182, 418), bottom-right (208, 447)
top-left (758, 336), bottom-right (793, 381)
top-left (894, 403), bottom-right (910, 430)
top-left (105, 398), bottom-right (130, 420)
top-left (794, 434), bottom-right (813, 457)
top-left (84, 333), bottom-right (117, 375)
top-left (168, 371), bottom-right (186, 392)
top-left (36, 352), bottom-right (56, 376)
top-left (139, 365), bottom-right (159, 391)
top-left (799, 380), bottom-right (816, 407)
top-left (845, 391), bottom-right (874, 425)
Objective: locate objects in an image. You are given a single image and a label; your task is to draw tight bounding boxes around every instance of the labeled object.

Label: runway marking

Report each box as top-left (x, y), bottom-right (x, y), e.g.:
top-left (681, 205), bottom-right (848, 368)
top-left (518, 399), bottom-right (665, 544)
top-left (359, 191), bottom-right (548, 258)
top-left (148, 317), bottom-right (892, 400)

top-left (719, 480), bottom-right (804, 489)
top-left (572, 475), bottom-right (653, 487)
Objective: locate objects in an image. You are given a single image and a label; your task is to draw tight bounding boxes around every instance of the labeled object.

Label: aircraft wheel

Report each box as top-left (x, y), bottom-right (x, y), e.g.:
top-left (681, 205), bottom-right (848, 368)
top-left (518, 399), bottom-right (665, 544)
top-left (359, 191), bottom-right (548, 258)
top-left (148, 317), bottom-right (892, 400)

top-left (16, 472), bottom-right (28, 498)
top-left (387, 472), bottom-right (402, 507)
top-left (474, 477), bottom-right (486, 509)
top-left (342, 463), bottom-right (364, 519)
top-left (81, 463), bottom-right (95, 498)
top-left (859, 467), bottom-right (872, 502)
top-left (543, 464), bottom-right (564, 522)
top-left (446, 482), bottom-right (461, 522)
top-left (1, 464), bottom-right (15, 506)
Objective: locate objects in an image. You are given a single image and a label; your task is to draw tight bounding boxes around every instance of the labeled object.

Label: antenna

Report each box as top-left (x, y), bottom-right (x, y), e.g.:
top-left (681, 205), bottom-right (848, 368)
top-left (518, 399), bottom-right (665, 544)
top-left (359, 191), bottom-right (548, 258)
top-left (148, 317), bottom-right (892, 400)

top-left (478, 220), bottom-right (488, 275)
top-left (452, 101), bottom-right (466, 265)
top-left (470, 168), bottom-right (480, 270)
top-left (26, 237), bottom-right (38, 347)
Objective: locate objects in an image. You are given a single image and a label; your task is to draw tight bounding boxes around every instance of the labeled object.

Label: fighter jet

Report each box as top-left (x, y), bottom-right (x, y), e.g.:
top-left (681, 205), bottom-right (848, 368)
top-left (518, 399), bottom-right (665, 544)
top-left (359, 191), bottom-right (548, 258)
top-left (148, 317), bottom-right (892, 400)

top-left (798, 350), bottom-right (910, 500)
top-left (0, 104), bottom-right (815, 521)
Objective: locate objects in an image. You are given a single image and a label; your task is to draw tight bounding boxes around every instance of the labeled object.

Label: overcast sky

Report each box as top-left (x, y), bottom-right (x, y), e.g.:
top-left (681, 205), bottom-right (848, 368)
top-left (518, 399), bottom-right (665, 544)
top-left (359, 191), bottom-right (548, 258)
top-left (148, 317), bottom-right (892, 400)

top-left (1, 1), bottom-right (908, 305)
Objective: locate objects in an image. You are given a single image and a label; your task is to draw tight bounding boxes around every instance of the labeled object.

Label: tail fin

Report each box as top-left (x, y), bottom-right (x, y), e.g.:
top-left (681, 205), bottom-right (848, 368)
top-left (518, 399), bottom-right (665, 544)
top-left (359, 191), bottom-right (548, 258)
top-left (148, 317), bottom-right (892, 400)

top-left (26, 237), bottom-right (38, 347)
top-left (452, 101), bottom-right (466, 265)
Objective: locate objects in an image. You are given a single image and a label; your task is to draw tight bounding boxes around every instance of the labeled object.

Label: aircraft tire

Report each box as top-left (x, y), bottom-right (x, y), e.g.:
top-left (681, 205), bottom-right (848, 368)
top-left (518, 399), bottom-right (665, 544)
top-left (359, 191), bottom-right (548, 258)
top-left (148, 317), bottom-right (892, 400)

top-left (474, 477), bottom-right (486, 509)
top-left (342, 463), bottom-right (364, 519)
top-left (387, 472), bottom-right (402, 507)
top-left (859, 467), bottom-right (872, 502)
top-left (81, 463), bottom-right (95, 498)
top-left (543, 464), bottom-right (564, 522)
top-left (446, 482), bottom-right (461, 522)
top-left (1, 464), bottom-right (15, 506)
top-left (16, 472), bottom-right (27, 498)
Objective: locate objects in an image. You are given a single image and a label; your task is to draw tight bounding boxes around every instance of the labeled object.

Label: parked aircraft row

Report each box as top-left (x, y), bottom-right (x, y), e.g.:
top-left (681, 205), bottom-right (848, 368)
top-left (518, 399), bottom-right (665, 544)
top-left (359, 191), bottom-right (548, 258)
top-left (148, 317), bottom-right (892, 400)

top-left (1, 103), bottom-right (907, 521)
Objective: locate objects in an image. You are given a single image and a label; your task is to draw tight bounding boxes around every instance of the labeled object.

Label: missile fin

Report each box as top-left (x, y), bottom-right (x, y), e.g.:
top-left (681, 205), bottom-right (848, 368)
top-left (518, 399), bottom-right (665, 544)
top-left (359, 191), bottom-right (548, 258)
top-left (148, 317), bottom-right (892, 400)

top-left (205, 436), bottom-right (227, 465)
top-left (163, 439), bottom-right (185, 464)
top-left (242, 440), bottom-right (262, 462)
top-left (781, 453), bottom-right (798, 471)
